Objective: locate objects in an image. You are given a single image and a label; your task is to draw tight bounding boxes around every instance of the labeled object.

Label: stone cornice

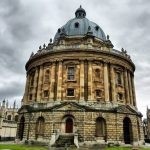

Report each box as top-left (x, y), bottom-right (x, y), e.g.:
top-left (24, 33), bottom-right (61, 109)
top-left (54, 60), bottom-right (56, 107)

top-left (26, 49), bottom-right (135, 73)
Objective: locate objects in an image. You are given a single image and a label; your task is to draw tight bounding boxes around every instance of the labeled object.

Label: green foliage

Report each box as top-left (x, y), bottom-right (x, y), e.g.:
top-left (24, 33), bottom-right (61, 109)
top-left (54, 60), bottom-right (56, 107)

top-left (0, 144), bottom-right (48, 150)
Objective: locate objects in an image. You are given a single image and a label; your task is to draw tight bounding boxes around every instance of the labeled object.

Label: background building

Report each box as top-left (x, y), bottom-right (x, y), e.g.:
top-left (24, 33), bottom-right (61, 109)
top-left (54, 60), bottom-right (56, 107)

top-left (143, 108), bottom-right (150, 141)
top-left (0, 100), bottom-right (18, 141)
top-left (17, 6), bottom-right (144, 146)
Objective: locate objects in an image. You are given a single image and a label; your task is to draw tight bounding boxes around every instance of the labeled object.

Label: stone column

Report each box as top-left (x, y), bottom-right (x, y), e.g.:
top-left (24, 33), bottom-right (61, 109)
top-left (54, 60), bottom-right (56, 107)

top-left (56, 61), bottom-right (63, 101)
top-left (32, 68), bottom-right (38, 101)
top-left (88, 60), bottom-right (93, 101)
top-left (104, 62), bottom-right (110, 102)
top-left (124, 69), bottom-right (130, 104)
top-left (80, 60), bottom-right (85, 101)
top-left (131, 74), bottom-right (137, 107)
top-left (23, 74), bottom-right (30, 105)
top-left (49, 62), bottom-right (56, 101)
top-left (128, 71), bottom-right (133, 105)
top-left (110, 65), bottom-right (116, 103)
top-left (37, 65), bottom-right (43, 102)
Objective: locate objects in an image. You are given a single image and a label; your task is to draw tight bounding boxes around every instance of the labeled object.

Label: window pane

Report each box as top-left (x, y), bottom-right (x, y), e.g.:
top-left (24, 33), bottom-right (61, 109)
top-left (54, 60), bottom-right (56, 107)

top-left (44, 90), bottom-right (49, 97)
top-left (118, 93), bottom-right (123, 100)
top-left (67, 88), bottom-right (74, 96)
top-left (96, 90), bottom-right (101, 97)
top-left (68, 67), bottom-right (75, 80)
top-left (29, 94), bottom-right (32, 100)
top-left (116, 72), bottom-right (122, 85)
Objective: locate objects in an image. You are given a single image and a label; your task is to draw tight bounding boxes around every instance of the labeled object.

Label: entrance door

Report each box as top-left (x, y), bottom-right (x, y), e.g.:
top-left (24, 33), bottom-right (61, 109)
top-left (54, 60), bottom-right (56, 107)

top-left (123, 117), bottom-right (131, 144)
top-left (65, 118), bottom-right (73, 133)
top-left (19, 116), bottom-right (25, 140)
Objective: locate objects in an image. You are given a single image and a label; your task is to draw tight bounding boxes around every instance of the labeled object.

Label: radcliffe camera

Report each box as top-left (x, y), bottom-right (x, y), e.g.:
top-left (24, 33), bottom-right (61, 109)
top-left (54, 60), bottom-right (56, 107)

top-left (0, 2), bottom-right (150, 150)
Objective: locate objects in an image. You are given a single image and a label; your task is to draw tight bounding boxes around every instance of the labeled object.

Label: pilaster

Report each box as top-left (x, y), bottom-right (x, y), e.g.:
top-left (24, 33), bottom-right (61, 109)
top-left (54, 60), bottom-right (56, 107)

top-left (23, 74), bottom-right (30, 105)
top-left (56, 61), bottom-right (63, 101)
top-left (104, 62), bottom-right (110, 102)
top-left (88, 60), bottom-right (93, 101)
top-left (128, 71), bottom-right (133, 105)
top-left (37, 65), bottom-right (43, 102)
top-left (49, 62), bottom-right (56, 101)
top-left (80, 60), bottom-right (85, 101)
top-left (124, 69), bottom-right (130, 104)
top-left (110, 65), bottom-right (116, 103)
top-left (131, 75), bottom-right (137, 107)
top-left (32, 68), bottom-right (38, 101)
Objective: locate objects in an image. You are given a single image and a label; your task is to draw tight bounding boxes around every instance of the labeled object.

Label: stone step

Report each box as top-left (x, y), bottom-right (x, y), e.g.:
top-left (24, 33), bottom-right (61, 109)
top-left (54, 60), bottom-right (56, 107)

top-left (54, 135), bottom-right (75, 147)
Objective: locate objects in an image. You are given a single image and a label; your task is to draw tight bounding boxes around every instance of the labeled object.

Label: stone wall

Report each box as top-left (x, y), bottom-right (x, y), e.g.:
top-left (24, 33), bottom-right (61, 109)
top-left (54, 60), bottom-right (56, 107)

top-left (19, 110), bottom-right (144, 145)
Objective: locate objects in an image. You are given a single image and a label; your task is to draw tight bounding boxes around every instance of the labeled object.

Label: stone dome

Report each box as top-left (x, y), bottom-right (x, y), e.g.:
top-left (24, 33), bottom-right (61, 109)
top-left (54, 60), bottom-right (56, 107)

top-left (54, 6), bottom-right (106, 41)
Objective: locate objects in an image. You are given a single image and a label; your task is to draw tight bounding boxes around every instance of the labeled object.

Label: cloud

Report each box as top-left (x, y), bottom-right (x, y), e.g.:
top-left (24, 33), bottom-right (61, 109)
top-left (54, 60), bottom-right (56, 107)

top-left (0, 0), bottom-right (149, 118)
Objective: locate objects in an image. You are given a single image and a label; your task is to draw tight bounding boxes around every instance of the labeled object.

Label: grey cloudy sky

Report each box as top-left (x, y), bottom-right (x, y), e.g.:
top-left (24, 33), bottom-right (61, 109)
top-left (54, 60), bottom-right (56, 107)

top-left (0, 0), bottom-right (150, 117)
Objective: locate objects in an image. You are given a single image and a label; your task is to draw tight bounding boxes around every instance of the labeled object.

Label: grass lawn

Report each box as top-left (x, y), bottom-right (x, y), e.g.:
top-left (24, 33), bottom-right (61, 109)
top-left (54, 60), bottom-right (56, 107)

top-left (105, 148), bottom-right (150, 150)
top-left (1, 144), bottom-right (150, 150)
top-left (0, 144), bottom-right (48, 150)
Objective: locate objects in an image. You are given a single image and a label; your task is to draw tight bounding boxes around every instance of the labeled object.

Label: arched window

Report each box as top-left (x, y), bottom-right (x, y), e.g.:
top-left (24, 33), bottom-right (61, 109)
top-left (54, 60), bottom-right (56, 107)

top-left (95, 26), bottom-right (99, 31)
top-left (58, 28), bottom-right (61, 33)
top-left (15, 115), bottom-right (18, 122)
top-left (95, 69), bottom-right (101, 81)
top-left (75, 22), bottom-right (79, 28)
top-left (7, 115), bottom-right (11, 120)
top-left (35, 117), bottom-right (45, 138)
top-left (45, 70), bottom-right (50, 82)
top-left (96, 117), bottom-right (106, 137)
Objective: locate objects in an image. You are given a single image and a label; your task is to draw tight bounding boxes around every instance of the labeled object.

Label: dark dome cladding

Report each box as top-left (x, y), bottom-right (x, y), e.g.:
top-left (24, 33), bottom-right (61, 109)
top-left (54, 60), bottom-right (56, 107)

top-left (54, 6), bottom-right (106, 41)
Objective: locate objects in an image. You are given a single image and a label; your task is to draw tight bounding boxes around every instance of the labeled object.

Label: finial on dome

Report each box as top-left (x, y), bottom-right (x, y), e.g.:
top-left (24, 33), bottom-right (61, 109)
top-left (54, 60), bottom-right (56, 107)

top-left (75, 6), bottom-right (86, 18)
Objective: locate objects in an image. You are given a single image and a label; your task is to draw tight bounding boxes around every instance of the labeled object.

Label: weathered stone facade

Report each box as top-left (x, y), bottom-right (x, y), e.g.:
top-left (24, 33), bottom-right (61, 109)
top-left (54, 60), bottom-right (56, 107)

top-left (17, 6), bottom-right (144, 146)
top-left (0, 100), bottom-right (18, 141)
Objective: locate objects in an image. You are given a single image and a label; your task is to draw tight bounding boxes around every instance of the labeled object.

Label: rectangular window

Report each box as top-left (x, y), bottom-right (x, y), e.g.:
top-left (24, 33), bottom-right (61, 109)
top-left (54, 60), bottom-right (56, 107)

top-left (117, 93), bottom-right (123, 100)
top-left (67, 67), bottom-right (75, 80)
top-left (96, 90), bottom-right (102, 97)
top-left (67, 88), bottom-right (74, 96)
top-left (116, 72), bottom-right (122, 85)
top-left (44, 70), bottom-right (50, 83)
top-left (29, 94), bottom-right (32, 100)
top-left (44, 90), bottom-right (49, 97)
top-left (31, 76), bottom-right (34, 86)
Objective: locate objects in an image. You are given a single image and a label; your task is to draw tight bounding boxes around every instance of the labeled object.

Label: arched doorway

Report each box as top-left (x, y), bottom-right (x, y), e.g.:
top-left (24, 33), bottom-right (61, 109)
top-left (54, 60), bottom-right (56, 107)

top-left (65, 118), bottom-right (73, 133)
top-left (18, 116), bottom-right (25, 140)
top-left (95, 117), bottom-right (106, 141)
top-left (96, 117), bottom-right (106, 136)
top-left (123, 117), bottom-right (132, 144)
top-left (35, 117), bottom-right (45, 139)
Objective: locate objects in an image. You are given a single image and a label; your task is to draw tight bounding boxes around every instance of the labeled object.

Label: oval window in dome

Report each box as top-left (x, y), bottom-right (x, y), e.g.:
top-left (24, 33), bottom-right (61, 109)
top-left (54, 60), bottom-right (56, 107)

top-left (75, 22), bottom-right (79, 28)
top-left (58, 28), bottom-right (61, 33)
top-left (95, 26), bottom-right (99, 31)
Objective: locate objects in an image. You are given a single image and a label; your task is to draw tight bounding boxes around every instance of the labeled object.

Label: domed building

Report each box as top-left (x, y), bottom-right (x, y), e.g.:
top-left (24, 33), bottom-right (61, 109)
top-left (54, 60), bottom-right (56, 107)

top-left (17, 6), bottom-right (144, 146)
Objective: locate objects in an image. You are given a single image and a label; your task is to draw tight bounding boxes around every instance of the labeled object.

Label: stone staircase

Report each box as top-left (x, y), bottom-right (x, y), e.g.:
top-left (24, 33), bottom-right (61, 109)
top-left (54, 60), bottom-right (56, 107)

top-left (54, 134), bottom-right (75, 147)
